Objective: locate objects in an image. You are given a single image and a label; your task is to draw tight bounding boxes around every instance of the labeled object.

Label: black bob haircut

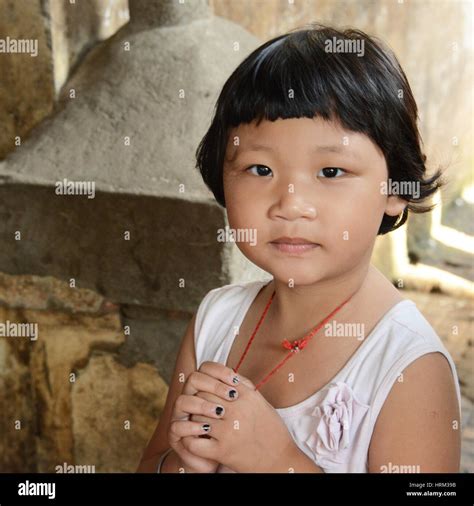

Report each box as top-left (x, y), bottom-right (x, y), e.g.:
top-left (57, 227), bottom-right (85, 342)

top-left (195, 23), bottom-right (444, 235)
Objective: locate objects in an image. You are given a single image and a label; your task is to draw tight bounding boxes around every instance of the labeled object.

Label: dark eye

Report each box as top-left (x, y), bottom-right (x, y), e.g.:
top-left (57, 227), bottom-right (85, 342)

top-left (318, 167), bottom-right (346, 178)
top-left (247, 164), bottom-right (273, 177)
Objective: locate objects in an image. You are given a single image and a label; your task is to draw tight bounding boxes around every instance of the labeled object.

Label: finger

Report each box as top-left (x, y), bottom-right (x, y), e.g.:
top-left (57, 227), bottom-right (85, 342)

top-left (176, 440), bottom-right (218, 469)
top-left (169, 419), bottom-right (213, 445)
top-left (189, 413), bottom-right (219, 439)
top-left (231, 374), bottom-right (255, 390)
top-left (189, 413), bottom-right (215, 424)
top-left (194, 390), bottom-right (229, 405)
top-left (182, 433), bottom-right (220, 461)
top-left (199, 361), bottom-right (241, 387)
top-left (174, 394), bottom-right (226, 420)
top-left (183, 371), bottom-right (239, 401)
top-left (179, 417), bottom-right (224, 442)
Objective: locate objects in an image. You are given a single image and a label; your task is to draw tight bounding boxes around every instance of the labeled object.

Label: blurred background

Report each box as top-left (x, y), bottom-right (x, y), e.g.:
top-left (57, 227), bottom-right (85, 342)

top-left (0, 0), bottom-right (472, 472)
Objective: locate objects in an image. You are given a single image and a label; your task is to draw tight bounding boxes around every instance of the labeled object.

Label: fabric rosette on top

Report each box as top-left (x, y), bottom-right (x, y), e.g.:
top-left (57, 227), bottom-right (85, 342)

top-left (304, 381), bottom-right (370, 470)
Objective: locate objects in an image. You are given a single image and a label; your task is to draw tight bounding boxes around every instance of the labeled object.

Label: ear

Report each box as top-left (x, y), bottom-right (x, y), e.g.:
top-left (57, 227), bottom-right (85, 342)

top-left (384, 194), bottom-right (407, 217)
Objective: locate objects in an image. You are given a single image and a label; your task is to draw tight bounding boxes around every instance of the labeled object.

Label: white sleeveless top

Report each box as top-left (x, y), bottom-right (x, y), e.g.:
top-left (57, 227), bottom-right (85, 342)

top-left (194, 279), bottom-right (462, 473)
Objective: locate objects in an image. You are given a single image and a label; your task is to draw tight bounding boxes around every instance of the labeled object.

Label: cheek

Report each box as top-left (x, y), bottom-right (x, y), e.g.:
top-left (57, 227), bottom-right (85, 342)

top-left (224, 175), bottom-right (263, 228)
top-left (349, 178), bottom-right (387, 215)
top-left (325, 185), bottom-right (386, 244)
top-left (223, 172), bottom-right (242, 209)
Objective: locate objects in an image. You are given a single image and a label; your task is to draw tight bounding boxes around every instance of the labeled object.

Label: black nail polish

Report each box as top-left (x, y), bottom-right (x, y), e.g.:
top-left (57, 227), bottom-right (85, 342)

top-left (229, 389), bottom-right (237, 399)
top-left (202, 424), bottom-right (210, 432)
top-left (215, 406), bottom-right (224, 416)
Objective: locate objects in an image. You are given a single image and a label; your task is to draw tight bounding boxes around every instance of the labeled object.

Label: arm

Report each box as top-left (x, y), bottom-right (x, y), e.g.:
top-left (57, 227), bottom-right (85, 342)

top-left (368, 352), bottom-right (461, 473)
top-left (135, 314), bottom-right (197, 473)
top-left (159, 449), bottom-right (182, 473)
top-left (268, 442), bottom-right (325, 473)
top-left (137, 448), bottom-right (183, 473)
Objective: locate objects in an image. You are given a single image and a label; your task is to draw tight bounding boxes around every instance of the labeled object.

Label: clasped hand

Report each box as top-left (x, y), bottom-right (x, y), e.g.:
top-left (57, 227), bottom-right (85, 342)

top-left (180, 361), bottom-right (295, 473)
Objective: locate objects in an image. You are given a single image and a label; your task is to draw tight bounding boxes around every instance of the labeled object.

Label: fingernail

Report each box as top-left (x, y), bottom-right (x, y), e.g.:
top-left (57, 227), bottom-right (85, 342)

top-left (202, 424), bottom-right (211, 432)
top-left (232, 375), bottom-right (240, 384)
top-left (229, 389), bottom-right (237, 399)
top-left (215, 406), bottom-right (224, 416)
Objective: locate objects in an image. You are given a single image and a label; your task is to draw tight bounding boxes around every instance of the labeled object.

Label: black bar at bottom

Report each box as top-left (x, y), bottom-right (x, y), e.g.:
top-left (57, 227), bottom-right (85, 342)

top-left (0, 472), bottom-right (471, 506)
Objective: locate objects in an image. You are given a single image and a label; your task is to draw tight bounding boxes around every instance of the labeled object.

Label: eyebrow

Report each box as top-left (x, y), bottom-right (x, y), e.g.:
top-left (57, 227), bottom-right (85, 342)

top-left (227, 142), bottom-right (360, 163)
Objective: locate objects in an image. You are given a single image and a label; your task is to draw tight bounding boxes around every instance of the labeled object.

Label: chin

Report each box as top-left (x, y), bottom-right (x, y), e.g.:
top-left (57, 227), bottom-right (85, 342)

top-left (265, 266), bottom-right (329, 287)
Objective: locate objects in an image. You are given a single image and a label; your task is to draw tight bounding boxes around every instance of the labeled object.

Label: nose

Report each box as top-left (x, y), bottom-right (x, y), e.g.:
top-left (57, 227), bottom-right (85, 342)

top-left (269, 185), bottom-right (317, 221)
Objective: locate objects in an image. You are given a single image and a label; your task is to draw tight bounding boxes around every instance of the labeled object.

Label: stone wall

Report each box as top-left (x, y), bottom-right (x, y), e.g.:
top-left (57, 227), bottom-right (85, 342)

top-left (0, 0), bottom-right (128, 159)
top-left (0, 271), bottom-right (168, 472)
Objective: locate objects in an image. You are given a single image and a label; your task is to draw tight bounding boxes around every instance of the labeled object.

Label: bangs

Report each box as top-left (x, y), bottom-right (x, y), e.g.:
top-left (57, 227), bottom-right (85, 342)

top-left (218, 26), bottom-right (398, 142)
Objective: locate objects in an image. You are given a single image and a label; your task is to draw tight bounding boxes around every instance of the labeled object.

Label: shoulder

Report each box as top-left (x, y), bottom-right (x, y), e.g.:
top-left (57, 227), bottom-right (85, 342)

top-left (358, 301), bottom-right (450, 394)
top-left (384, 351), bottom-right (460, 414)
top-left (196, 279), bottom-right (269, 320)
top-left (366, 300), bottom-right (451, 374)
top-left (384, 299), bottom-right (441, 346)
top-left (368, 351), bottom-right (461, 472)
top-left (193, 279), bottom-right (270, 363)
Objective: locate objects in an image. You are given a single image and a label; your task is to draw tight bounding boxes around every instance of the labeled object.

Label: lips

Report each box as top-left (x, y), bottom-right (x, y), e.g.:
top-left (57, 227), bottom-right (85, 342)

top-left (270, 236), bottom-right (318, 245)
top-left (269, 237), bottom-right (320, 254)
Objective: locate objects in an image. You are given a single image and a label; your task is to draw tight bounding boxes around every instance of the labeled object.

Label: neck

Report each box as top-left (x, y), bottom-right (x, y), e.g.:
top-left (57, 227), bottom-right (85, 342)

top-left (267, 262), bottom-right (373, 331)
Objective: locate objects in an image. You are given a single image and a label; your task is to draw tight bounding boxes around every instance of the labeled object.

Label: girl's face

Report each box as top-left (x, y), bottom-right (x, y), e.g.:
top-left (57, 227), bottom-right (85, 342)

top-left (222, 117), bottom-right (406, 285)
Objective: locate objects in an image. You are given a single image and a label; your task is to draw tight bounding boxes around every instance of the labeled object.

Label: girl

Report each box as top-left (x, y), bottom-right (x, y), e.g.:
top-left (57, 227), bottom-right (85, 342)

top-left (137, 24), bottom-right (462, 474)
